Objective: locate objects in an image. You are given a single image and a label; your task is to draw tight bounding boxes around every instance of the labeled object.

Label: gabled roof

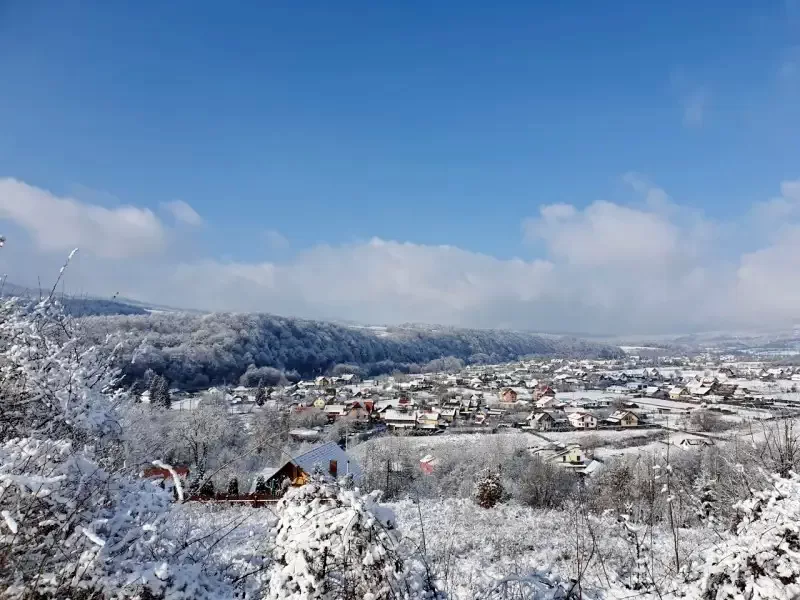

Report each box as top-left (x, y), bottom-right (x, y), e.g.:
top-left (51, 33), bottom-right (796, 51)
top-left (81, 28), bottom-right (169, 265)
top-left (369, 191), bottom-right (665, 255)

top-left (249, 442), bottom-right (361, 491)
top-left (382, 409), bottom-right (418, 422)
top-left (292, 442), bottom-right (361, 478)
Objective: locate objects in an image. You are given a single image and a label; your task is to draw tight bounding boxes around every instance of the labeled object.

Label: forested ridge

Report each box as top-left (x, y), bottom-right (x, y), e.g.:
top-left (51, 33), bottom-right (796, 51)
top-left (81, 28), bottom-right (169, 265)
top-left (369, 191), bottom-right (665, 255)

top-left (79, 312), bottom-right (624, 389)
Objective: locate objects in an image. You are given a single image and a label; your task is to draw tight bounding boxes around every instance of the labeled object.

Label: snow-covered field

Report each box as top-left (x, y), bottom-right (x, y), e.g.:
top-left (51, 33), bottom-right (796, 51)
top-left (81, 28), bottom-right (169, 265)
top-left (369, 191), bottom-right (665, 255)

top-left (169, 503), bottom-right (278, 597)
top-left (389, 498), bottom-right (712, 600)
top-left (168, 493), bottom-right (715, 600)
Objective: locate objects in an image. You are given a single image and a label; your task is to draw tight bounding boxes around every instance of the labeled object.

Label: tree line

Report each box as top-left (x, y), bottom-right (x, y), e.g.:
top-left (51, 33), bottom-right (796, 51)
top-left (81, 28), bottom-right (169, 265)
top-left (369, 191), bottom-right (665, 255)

top-left (78, 311), bottom-right (623, 389)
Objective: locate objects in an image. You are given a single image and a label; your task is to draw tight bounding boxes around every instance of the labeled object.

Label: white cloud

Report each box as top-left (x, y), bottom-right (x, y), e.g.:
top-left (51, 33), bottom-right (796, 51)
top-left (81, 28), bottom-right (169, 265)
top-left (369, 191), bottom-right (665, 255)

top-left (160, 199), bottom-right (203, 227)
top-left (164, 240), bottom-right (555, 327)
top-left (0, 178), bottom-right (165, 258)
top-left (752, 179), bottom-right (800, 224)
top-left (264, 229), bottom-right (289, 249)
top-left (5, 176), bottom-right (800, 335)
top-left (526, 200), bottom-right (681, 267)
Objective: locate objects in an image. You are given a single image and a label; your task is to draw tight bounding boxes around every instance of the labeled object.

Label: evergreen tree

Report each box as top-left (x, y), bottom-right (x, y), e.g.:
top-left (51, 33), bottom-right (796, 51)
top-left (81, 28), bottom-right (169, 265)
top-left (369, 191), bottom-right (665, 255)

top-left (198, 479), bottom-right (215, 498)
top-left (148, 374), bottom-right (162, 405)
top-left (473, 468), bottom-right (504, 509)
top-left (227, 477), bottom-right (239, 496)
top-left (254, 378), bottom-right (267, 407)
top-left (254, 475), bottom-right (268, 494)
top-left (156, 376), bottom-right (172, 409)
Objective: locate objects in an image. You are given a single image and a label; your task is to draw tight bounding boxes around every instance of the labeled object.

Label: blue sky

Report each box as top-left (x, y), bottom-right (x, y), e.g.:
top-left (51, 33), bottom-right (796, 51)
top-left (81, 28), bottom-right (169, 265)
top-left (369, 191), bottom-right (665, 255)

top-left (1, 2), bottom-right (799, 334)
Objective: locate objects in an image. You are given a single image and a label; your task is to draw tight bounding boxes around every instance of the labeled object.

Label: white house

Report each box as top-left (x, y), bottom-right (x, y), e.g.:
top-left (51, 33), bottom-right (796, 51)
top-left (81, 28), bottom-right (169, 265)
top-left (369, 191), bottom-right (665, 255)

top-left (568, 411), bottom-right (598, 429)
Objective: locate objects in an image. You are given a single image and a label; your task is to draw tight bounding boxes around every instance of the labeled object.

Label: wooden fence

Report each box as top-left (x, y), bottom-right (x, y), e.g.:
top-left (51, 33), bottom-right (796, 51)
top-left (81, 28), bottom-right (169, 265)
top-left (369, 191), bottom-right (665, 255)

top-left (185, 492), bottom-right (282, 507)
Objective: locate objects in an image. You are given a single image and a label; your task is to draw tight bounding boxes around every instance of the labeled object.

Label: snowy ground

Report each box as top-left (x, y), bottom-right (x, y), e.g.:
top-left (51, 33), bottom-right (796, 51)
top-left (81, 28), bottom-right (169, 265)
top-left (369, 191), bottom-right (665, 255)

top-left (169, 494), bottom-right (714, 600)
top-left (389, 498), bottom-right (712, 600)
top-left (169, 503), bottom-right (278, 598)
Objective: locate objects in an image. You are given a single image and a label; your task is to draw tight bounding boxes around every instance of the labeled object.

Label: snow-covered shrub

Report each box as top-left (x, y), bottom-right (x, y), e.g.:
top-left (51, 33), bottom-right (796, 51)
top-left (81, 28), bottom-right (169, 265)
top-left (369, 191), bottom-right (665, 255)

top-left (0, 438), bottom-right (230, 599)
top-left (0, 298), bottom-right (231, 598)
top-left (478, 572), bottom-right (585, 600)
top-left (474, 469), bottom-right (504, 509)
top-left (695, 472), bottom-right (800, 600)
top-left (266, 478), bottom-right (443, 599)
top-left (0, 298), bottom-right (123, 444)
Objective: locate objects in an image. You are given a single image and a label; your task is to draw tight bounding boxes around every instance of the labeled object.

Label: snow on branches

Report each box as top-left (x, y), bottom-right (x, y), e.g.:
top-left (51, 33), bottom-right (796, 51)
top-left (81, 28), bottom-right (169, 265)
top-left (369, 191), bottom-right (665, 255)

top-left (266, 478), bottom-right (443, 600)
top-left (0, 298), bottom-right (124, 443)
top-left (473, 469), bottom-right (504, 509)
top-left (0, 437), bottom-right (230, 599)
top-left (0, 297), bottom-right (232, 598)
top-left (693, 471), bottom-right (800, 600)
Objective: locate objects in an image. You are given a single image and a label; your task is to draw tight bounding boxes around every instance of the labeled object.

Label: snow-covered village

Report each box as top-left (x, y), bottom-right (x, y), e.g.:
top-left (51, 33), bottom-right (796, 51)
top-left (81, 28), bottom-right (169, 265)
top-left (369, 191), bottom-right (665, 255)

top-left (4, 3), bottom-right (800, 598)
top-left (2, 291), bottom-right (799, 599)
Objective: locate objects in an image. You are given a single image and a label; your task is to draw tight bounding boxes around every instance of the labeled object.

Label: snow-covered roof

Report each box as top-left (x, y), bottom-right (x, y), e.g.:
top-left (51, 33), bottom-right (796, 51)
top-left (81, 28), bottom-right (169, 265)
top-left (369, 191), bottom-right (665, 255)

top-left (382, 409), bottom-right (417, 422)
top-left (292, 442), bottom-right (362, 480)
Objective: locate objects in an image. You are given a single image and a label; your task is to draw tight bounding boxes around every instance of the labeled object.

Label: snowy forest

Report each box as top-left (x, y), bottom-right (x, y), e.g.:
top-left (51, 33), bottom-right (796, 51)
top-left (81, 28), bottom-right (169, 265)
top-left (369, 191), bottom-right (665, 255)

top-left (78, 311), bottom-right (623, 389)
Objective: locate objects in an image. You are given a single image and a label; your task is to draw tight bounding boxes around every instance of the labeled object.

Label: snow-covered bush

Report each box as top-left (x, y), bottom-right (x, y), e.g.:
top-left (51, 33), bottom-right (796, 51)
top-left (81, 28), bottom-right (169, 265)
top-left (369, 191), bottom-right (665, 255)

top-left (474, 469), bottom-right (504, 509)
top-left (0, 298), bottom-right (231, 598)
top-left (478, 572), bottom-right (585, 600)
top-left (694, 472), bottom-right (800, 600)
top-left (0, 438), bottom-right (230, 599)
top-left (0, 298), bottom-right (123, 444)
top-left (266, 478), bottom-right (443, 599)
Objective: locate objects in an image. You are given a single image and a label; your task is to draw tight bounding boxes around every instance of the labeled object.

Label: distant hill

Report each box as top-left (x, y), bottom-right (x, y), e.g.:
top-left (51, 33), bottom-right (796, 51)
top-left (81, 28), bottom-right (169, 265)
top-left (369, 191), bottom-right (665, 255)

top-left (78, 311), bottom-right (625, 389)
top-left (0, 282), bottom-right (148, 317)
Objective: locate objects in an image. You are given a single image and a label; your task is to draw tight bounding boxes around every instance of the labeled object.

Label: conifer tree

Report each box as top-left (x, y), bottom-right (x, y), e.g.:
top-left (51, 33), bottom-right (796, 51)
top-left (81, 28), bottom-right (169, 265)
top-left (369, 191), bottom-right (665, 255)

top-left (148, 374), bottom-right (162, 405)
top-left (254, 378), bottom-right (267, 406)
top-left (156, 376), bottom-right (172, 409)
top-left (473, 468), bottom-right (504, 509)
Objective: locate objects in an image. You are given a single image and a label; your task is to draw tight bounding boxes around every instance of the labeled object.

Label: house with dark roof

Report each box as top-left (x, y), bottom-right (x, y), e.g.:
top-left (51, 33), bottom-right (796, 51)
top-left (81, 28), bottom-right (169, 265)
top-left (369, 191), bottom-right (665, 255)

top-left (249, 442), bottom-right (361, 494)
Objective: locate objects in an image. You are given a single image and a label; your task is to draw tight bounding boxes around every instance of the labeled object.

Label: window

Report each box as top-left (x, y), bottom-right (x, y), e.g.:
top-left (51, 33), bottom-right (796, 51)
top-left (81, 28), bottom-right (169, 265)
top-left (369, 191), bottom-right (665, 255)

top-left (329, 460), bottom-right (338, 477)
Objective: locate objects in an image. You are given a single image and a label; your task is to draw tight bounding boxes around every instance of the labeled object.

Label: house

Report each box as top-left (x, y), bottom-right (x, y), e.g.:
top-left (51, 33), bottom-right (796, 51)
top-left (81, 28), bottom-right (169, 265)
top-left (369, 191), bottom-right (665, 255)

top-left (339, 373), bottom-right (360, 384)
top-left (605, 410), bottom-right (639, 427)
top-left (382, 409), bottom-right (418, 429)
top-left (606, 385), bottom-right (629, 395)
top-left (249, 442), bottom-right (362, 494)
top-left (323, 404), bottom-right (348, 421)
top-left (439, 407), bottom-right (458, 423)
top-left (645, 386), bottom-right (668, 400)
top-left (531, 443), bottom-right (584, 465)
top-left (315, 376), bottom-right (331, 388)
top-left (714, 383), bottom-right (737, 398)
top-left (528, 411), bottom-right (556, 431)
top-left (529, 443), bottom-right (602, 476)
top-left (568, 411), bottom-right (598, 429)
top-left (419, 454), bottom-right (439, 475)
top-left (669, 386), bottom-right (690, 400)
top-left (500, 388), bottom-right (518, 403)
top-left (536, 395), bottom-right (559, 409)
top-left (533, 385), bottom-right (556, 401)
top-left (691, 385), bottom-right (714, 398)
top-left (417, 411), bottom-right (442, 430)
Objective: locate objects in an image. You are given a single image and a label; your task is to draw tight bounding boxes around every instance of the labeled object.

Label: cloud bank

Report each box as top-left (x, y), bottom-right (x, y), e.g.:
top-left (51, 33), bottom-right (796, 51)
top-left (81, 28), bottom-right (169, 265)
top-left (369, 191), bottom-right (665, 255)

top-left (1, 176), bottom-right (799, 335)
